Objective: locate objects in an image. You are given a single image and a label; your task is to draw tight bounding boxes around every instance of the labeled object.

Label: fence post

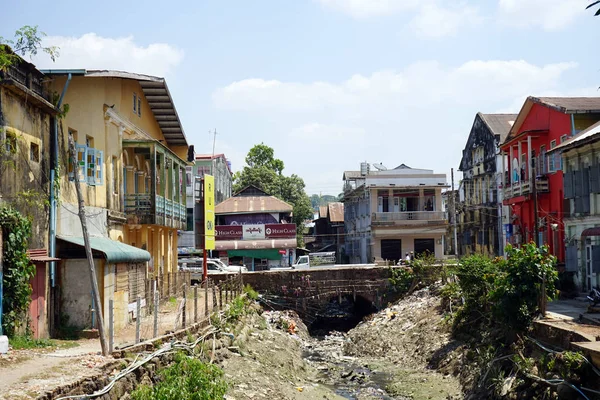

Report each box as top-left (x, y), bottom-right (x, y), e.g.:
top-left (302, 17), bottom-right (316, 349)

top-left (194, 285), bottom-right (198, 323)
top-left (205, 278), bottom-right (209, 317)
top-left (153, 281), bottom-right (159, 338)
top-left (219, 285), bottom-right (223, 309)
top-left (182, 283), bottom-right (187, 329)
top-left (167, 273), bottom-right (171, 298)
top-left (135, 296), bottom-right (141, 344)
top-left (108, 299), bottom-right (114, 354)
top-left (212, 281), bottom-right (217, 310)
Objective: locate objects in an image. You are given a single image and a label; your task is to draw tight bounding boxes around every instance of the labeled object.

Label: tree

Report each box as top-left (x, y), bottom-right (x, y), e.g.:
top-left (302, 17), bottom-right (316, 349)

top-left (233, 144), bottom-right (314, 244)
top-left (0, 25), bottom-right (58, 70)
top-left (588, 1), bottom-right (600, 16)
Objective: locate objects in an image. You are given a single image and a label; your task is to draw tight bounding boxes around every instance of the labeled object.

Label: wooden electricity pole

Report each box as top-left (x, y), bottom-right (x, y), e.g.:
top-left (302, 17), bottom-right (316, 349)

top-left (69, 136), bottom-right (108, 356)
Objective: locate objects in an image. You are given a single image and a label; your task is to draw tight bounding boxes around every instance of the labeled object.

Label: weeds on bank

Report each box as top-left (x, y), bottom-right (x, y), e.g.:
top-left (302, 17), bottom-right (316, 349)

top-left (131, 352), bottom-right (227, 400)
top-left (9, 335), bottom-right (56, 349)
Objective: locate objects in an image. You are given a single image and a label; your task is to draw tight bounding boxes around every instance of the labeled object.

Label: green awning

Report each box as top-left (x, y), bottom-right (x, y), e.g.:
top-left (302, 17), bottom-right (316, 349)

top-left (58, 236), bottom-right (151, 263)
top-left (227, 249), bottom-right (283, 260)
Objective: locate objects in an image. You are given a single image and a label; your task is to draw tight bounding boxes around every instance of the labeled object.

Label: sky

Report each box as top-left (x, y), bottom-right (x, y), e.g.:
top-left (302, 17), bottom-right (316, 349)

top-left (3, 0), bottom-right (599, 195)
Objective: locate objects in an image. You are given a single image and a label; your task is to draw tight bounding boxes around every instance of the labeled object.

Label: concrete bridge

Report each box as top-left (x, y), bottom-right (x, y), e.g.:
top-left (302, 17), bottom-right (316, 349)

top-left (211, 266), bottom-right (401, 323)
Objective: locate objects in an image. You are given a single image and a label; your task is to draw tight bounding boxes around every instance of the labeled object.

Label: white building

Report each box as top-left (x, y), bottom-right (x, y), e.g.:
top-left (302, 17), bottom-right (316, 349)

top-left (342, 163), bottom-right (448, 264)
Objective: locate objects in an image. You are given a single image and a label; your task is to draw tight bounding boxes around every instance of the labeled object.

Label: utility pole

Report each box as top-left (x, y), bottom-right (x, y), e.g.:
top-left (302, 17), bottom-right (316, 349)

top-left (531, 151), bottom-right (539, 247)
top-left (69, 136), bottom-right (108, 356)
top-left (451, 168), bottom-right (459, 257)
top-left (210, 129), bottom-right (217, 176)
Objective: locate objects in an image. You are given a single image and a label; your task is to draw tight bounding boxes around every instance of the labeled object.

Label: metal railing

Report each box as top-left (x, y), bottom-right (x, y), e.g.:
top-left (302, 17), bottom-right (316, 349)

top-left (372, 211), bottom-right (446, 222)
top-left (124, 193), bottom-right (185, 228)
top-left (503, 178), bottom-right (549, 199)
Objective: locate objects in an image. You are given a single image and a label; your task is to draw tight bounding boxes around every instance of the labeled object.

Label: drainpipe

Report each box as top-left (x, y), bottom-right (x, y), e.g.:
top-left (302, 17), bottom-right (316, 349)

top-left (49, 73), bottom-right (72, 287)
top-left (571, 114), bottom-right (576, 137)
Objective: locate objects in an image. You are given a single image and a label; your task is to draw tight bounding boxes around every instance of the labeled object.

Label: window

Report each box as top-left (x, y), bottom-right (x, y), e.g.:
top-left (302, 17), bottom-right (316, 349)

top-left (133, 93), bottom-right (137, 113)
top-left (137, 97), bottom-right (142, 117)
top-left (5, 132), bottom-right (16, 154)
top-left (539, 145), bottom-right (547, 174)
top-left (548, 140), bottom-right (560, 172)
top-left (561, 134), bottom-right (568, 143)
top-left (29, 143), bottom-right (40, 162)
top-left (69, 134), bottom-right (103, 186)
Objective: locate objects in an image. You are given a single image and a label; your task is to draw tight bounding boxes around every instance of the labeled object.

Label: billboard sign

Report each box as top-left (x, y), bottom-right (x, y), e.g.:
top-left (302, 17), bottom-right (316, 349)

top-left (204, 175), bottom-right (215, 250)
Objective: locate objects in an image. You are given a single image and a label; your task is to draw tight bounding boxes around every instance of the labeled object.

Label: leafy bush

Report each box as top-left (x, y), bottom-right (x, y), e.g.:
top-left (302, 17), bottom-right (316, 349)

top-left (1, 207), bottom-right (35, 337)
top-left (388, 267), bottom-right (415, 294)
top-left (243, 284), bottom-right (258, 300)
top-left (490, 244), bottom-right (557, 332)
top-left (411, 253), bottom-right (443, 286)
top-left (131, 353), bottom-right (227, 400)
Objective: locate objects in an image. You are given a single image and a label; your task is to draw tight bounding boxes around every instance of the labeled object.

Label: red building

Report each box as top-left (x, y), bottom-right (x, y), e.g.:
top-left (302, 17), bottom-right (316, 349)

top-left (500, 97), bottom-right (600, 263)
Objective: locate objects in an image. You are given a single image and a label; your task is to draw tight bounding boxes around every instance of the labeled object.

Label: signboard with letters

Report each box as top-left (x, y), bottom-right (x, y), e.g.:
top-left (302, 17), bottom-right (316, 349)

top-left (204, 174), bottom-right (215, 250)
top-left (215, 223), bottom-right (296, 240)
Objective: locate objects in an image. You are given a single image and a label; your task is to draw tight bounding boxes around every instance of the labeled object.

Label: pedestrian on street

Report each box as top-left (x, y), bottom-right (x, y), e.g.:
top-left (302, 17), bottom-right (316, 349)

top-left (410, 251), bottom-right (414, 261)
top-left (405, 252), bottom-right (410, 264)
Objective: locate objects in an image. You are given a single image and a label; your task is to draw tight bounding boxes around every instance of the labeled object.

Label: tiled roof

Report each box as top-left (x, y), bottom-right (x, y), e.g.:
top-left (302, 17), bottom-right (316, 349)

top-left (328, 202), bottom-right (344, 223)
top-left (215, 195), bottom-right (293, 214)
top-left (536, 97), bottom-right (600, 113)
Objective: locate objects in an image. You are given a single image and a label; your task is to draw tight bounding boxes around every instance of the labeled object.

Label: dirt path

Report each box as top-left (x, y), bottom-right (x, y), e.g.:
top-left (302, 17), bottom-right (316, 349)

top-left (0, 340), bottom-right (103, 399)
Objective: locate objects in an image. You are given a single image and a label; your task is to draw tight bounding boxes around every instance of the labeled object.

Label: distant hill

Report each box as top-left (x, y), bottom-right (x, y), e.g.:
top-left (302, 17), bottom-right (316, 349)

top-left (310, 194), bottom-right (340, 210)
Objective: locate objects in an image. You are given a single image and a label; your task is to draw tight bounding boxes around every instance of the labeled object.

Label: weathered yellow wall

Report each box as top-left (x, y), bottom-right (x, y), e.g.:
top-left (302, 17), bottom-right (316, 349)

top-left (0, 87), bottom-right (51, 249)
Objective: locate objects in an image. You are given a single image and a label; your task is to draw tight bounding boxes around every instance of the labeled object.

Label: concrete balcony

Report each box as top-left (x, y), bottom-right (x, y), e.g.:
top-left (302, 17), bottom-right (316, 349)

top-left (503, 177), bottom-right (549, 199)
top-left (124, 194), bottom-right (186, 230)
top-left (372, 211), bottom-right (446, 226)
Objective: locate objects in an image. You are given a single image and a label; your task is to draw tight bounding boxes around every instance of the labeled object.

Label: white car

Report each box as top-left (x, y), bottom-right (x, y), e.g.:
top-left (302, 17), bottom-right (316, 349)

top-left (208, 258), bottom-right (248, 274)
top-left (178, 258), bottom-right (247, 279)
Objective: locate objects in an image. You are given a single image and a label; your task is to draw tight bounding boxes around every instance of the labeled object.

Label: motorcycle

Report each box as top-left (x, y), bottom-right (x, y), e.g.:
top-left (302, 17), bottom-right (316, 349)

top-left (587, 288), bottom-right (600, 307)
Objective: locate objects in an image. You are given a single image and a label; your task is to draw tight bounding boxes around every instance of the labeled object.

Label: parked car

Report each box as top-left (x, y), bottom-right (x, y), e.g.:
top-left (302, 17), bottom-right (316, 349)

top-left (178, 258), bottom-right (247, 282)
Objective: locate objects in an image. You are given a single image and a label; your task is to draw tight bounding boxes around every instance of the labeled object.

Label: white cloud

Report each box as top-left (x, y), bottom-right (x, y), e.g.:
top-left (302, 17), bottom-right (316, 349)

top-left (316, 0), bottom-right (420, 18)
top-left (497, 0), bottom-right (588, 31)
top-left (410, 4), bottom-right (483, 38)
top-left (213, 59), bottom-right (585, 194)
top-left (32, 33), bottom-right (184, 77)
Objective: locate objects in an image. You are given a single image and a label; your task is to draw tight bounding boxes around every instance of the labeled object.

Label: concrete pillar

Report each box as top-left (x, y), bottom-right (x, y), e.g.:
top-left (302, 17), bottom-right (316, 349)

top-left (419, 188), bottom-right (424, 211)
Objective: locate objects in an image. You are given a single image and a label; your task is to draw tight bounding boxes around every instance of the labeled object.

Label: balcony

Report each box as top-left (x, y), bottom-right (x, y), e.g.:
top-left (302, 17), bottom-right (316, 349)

top-left (503, 177), bottom-right (549, 199)
top-left (125, 194), bottom-right (186, 230)
top-left (372, 211), bottom-right (446, 226)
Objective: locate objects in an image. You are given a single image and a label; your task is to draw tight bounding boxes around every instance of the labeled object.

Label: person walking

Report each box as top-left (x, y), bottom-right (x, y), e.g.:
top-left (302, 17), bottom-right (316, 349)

top-left (410, 251), bottom-right (415, 261)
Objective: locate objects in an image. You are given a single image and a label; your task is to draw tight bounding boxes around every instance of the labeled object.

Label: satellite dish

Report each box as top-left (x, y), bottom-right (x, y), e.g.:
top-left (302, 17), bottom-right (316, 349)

top-left (373, 163), bottom-right (388, 171)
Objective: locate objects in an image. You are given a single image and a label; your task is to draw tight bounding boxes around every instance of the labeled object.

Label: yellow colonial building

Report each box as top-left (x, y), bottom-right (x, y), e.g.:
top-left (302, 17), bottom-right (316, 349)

top-left (43, 70), bottom-right (190, 331)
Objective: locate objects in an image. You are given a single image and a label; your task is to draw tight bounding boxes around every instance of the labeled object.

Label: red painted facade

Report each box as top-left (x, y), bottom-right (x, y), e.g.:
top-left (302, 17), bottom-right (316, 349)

top-left (501, 103), bottom-right (572, 263)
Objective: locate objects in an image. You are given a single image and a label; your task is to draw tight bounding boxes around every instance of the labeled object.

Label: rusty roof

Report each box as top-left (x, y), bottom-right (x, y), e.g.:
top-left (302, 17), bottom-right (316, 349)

top-left (479, 113), bottom-right (517, 143)
top-left (328, 202), bottom-right (344, 223)
top-left (535, 97), bottom-right (600, 113)
top-left (318, 206), bottom-right (328, 219)
top-left (215, 195), bottom-right (293, 214)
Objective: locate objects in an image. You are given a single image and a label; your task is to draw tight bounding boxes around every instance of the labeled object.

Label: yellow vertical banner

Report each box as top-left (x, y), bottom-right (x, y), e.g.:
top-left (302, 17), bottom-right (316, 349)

top-left (204, 174), bottom-right (215, 250)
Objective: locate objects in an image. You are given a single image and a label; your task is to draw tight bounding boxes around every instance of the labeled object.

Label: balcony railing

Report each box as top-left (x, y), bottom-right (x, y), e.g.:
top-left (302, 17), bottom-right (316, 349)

top-left (372, 211), bottom-right (446, 225)
top-left (503, 177), bottom-right (549, 199)
top-left (1, 63), bottom-right (48, 99)
top-left (124, 193), bottom-right (186, 229)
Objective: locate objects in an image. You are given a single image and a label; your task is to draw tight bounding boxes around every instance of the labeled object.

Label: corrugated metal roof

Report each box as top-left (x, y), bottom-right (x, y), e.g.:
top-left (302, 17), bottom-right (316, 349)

top-left (536, 97), bottom-right (600, 114)
top-left (479, 113), bottom-right (517, 143)
top-left (551, 120), bottom-right (600, 153)
top-left (44, 70), bottom-right (188, 147)
top-left (58, 236), bottom-right (151, 263)
top-left (328, 202), bottom-right (344, 223)
top-left (215, 195), bottom-right (293, 214)
top-left (319, 206), bottom-right (328, 219)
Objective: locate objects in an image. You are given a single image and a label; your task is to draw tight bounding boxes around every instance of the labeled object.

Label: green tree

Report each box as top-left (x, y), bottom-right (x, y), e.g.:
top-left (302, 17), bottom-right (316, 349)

top-left (233, 144), bottom-right (313, 245)
top-left (0, 25), bottom-right (58, 70)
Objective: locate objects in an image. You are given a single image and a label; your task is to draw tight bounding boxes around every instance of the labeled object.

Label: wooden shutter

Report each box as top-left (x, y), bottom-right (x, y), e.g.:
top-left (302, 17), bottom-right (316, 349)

top-left (95, 150), bottom-right (104, 185)
top-left (86, 148), bottom-right (96, 185)
top-left (593, 246), bottom-right (600, 273)
top-left (583, 168), bottom-right (591, 194)
top-left (76, 144), bottom-right (87, 182)
top-left (564, 170), bottom-right (574, 198)
top-left (591, 164), bottom-right (600, 193)
top-left (574, 170), bottom-right (584, 197)
top-left (565, 245), bottom-right (578, 272)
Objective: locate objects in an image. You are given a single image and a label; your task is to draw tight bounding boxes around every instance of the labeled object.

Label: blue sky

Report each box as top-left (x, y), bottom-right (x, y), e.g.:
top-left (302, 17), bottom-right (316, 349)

top-left (3, 0), bottom-right (599, 195)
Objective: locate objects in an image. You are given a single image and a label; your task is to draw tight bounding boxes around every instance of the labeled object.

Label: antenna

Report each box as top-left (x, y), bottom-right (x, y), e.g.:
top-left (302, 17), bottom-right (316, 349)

top-left (210, 128), bottom-right (217, 175)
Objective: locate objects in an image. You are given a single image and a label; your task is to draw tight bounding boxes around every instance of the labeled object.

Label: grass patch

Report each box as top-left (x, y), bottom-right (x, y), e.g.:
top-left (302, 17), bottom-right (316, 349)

top-left (168, 296), bottom-right (177, 305)
top-left (9, 335), bottom-right (56, 350)
top-left (131, 352), bottom-right (227, 400)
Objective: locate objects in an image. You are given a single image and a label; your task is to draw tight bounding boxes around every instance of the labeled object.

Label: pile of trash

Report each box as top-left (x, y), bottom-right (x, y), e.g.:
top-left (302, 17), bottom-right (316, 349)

top-left (263, 310), bottom-right (309, 338)
top-left (344, 287), bottom-right (450, 366)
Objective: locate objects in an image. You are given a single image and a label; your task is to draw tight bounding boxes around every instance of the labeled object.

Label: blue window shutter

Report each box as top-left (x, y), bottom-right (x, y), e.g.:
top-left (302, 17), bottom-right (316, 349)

top-left (87, 148), bottom-right (96, 185)
top-left (96, 150), bottom-right (104, 185)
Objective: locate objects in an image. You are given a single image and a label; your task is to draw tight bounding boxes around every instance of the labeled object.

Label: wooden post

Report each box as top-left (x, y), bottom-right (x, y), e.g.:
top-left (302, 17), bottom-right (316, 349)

top-left (212, 281), bottom-right (218, 310)
top-left (135, 296), bottom-right (141, 344)
top-left (194, 285), bottom-right (198, 323)
top-left (153, 281), bottom-right (158, 338)
top-left (69, 136), bottom-right (108, 356)
top-left (219, 285), bottom-right (223, 309)
top-left (205, 278), bottom-right (209, 317)
top-left (108, 299), bottom-right (114, 354)
top-left (182, 283), bottom-right (187, 328)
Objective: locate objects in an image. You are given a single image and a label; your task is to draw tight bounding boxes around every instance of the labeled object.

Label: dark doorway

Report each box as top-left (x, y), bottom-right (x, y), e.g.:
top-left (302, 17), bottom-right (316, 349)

top-left (414, 239), bottom-right (435, 257)
top-left (381, 239), bottom-right (401, 263)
